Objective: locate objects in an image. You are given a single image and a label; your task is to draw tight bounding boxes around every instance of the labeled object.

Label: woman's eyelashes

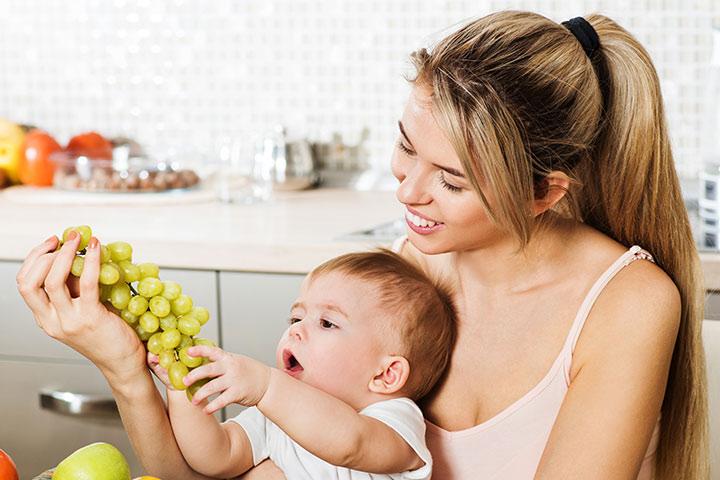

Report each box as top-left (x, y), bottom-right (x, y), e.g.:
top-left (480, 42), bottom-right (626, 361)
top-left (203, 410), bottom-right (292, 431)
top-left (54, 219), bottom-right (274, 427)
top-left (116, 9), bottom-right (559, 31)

top-left (439, 171), bottom-right (463, 192)
top-left (397, 139), bottom-right (415, 156)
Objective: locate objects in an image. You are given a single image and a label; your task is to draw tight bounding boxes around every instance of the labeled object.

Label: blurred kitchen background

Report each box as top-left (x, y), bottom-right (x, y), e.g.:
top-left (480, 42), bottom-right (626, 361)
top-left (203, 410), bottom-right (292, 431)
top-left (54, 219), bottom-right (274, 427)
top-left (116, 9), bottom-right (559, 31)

top-left (1, 1), bottom-right (720, 478)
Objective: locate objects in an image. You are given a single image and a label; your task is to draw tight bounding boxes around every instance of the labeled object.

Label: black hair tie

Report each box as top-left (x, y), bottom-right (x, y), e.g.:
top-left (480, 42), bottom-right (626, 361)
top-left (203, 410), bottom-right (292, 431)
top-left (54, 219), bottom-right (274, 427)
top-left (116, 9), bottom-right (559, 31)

top-left (562, 17), bottom-right (600, 58)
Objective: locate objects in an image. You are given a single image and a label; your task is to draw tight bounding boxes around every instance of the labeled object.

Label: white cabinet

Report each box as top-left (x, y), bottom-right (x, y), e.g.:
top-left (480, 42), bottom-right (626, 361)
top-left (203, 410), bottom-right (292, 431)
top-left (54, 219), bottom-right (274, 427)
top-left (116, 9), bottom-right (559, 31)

top-left (219, 271), bottom-right (305, 420)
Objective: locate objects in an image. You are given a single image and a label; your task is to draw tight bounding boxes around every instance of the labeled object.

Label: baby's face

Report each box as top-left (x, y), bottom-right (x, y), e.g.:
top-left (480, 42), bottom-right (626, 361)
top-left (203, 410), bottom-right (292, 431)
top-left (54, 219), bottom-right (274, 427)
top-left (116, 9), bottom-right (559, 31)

top-left (275, 271), bottom-right (393, 409)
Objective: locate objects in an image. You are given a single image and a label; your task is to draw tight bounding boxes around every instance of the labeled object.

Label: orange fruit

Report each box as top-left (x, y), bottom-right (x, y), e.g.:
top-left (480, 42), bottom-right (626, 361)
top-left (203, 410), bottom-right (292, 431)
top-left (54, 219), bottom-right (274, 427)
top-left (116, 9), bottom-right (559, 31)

top-left (66, 131), bottom-right (113, 160)
top-left (19, 129), bottom-right (62, 186)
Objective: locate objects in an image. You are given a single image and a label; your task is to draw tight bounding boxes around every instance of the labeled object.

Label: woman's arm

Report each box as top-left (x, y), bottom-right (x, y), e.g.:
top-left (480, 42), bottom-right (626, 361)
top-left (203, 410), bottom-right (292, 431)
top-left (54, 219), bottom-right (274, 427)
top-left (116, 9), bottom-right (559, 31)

top-left (15, 235), bottom-right (215, 479)
top-left (167, 389), bottom-right (254, 478)
top-left (535, 262), bottom-right (681, 479)
top-left (236, 460), bottom-right (286, 480)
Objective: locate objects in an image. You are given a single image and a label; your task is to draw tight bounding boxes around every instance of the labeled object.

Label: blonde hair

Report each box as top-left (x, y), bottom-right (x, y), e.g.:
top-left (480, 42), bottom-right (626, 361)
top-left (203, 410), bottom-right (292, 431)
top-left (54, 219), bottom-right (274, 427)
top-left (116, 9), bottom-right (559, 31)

top-left (310, 249), bottom-right (457, 401)
top-left (408, 10), bottom-right (708, 478)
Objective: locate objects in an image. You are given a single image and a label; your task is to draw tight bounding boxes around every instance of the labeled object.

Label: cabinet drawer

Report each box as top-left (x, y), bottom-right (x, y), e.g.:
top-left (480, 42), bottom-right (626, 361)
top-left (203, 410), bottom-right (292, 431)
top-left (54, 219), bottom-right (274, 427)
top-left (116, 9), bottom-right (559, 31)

top-left (0, 359), bottom-right (143, 477)
top-left (220, 271), bottom-right (304, 420)
top-left (1, 262), bottom-right (220, 360)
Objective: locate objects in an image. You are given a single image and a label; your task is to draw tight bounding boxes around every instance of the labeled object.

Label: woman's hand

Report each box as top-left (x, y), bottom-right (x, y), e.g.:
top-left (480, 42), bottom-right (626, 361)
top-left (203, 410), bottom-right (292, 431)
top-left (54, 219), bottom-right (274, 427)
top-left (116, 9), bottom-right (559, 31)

top-left (16, 233), bottom-right (147, 381)
top-left (181, 345), bottom-right (272, 414)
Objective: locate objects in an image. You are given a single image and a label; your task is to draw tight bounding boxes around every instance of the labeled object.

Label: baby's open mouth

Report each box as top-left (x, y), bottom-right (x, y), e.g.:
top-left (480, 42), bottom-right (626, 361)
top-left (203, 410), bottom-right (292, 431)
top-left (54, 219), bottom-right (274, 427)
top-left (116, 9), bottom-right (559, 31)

top-left (282, 349), bottom-right (304, 375)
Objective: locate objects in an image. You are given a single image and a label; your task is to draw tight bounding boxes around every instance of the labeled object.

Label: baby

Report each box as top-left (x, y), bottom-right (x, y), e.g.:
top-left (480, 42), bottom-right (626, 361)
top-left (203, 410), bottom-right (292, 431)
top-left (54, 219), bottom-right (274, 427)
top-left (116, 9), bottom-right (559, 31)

top-left (148, 249), bottom-right (456, 479)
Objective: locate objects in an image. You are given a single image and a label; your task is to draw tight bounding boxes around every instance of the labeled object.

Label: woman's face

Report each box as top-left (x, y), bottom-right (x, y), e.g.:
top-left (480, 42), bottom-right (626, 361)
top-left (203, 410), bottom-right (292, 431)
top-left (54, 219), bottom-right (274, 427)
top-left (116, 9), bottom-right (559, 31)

top-left (391, 85), bottom-right (503, 254)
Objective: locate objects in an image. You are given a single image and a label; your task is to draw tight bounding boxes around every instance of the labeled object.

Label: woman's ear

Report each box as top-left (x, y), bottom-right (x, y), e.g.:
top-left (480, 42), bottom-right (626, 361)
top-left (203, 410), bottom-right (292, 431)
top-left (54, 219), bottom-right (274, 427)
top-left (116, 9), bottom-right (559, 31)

top-left (532, 171), bottom-right (571, 216)
top-left (368, 356), bottom-right (410, 395)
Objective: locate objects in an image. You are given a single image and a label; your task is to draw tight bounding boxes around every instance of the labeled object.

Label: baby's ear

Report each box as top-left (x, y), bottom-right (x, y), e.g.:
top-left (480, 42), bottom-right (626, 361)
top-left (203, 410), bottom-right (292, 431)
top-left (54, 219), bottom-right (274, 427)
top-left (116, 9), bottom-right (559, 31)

top-left (368, 356), bottom-right (410, 395)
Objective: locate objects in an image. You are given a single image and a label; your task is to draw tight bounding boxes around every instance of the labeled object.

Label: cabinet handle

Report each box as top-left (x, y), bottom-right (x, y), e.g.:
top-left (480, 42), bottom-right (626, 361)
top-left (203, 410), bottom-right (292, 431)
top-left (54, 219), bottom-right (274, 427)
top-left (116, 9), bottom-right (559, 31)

top-left (39, 389), bottom-right (119, 418)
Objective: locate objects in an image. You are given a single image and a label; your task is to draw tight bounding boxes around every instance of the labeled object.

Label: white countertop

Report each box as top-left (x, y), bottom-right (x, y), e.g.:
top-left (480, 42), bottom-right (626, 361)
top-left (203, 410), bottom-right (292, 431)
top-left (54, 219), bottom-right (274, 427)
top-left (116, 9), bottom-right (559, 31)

top-left (3, 185), bottom-right (720, 289)
top-left (0, 187), bottom-right (403, 274)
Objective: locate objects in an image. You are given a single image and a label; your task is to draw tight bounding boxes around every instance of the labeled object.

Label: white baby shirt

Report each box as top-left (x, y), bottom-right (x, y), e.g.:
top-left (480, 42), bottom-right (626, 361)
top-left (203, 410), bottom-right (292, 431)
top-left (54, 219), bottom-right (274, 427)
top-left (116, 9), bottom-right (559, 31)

top-left (227, 397), bottom-right (432, 480)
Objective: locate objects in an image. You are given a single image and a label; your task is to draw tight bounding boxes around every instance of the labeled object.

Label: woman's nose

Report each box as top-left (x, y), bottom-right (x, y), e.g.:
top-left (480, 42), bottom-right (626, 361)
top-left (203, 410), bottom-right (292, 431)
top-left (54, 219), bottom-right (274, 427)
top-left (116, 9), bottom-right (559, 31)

top-left (394, 159), bottom-right (433, 206)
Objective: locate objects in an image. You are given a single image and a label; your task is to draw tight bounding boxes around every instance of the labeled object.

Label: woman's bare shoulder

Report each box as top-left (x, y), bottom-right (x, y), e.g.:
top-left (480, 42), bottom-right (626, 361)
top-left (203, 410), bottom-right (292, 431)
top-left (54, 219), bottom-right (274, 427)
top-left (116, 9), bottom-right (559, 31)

top-left (571, 231), bottom-right (682, 375)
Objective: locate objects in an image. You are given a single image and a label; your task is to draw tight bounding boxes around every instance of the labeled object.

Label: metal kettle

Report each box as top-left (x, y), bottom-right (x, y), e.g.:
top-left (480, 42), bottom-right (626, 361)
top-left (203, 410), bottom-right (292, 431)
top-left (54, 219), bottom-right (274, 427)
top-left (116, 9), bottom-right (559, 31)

top-left (259, 126), bottom-right (319, 191)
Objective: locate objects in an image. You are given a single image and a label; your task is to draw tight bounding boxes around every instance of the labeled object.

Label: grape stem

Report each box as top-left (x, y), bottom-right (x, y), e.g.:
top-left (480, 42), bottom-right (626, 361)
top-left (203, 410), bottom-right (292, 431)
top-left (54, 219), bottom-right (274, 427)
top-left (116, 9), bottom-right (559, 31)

top-left (128, 283), bottom-right (138, 296)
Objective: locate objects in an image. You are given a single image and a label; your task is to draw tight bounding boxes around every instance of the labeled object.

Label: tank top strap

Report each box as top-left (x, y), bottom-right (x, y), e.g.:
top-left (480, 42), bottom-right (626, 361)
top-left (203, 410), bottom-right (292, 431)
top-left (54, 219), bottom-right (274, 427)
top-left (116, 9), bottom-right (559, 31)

top-left (391, 234), bottom-right (409, 253)
top-left (564, 245), bottom-right (655, 355)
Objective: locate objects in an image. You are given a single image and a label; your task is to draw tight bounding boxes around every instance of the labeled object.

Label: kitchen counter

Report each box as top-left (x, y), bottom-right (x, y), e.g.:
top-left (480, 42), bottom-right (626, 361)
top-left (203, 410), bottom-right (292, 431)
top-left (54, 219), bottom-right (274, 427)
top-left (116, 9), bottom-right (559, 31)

top-left (0, 187), bottom-right (403, 274)
top-left (2, 186), bottom-right (720, 289)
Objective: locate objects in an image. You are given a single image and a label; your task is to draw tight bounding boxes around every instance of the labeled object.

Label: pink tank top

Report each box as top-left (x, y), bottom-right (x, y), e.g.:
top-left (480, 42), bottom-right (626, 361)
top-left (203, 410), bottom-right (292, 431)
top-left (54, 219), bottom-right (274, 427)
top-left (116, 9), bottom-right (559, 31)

top-left (394, 241), bottom-right (661, 479)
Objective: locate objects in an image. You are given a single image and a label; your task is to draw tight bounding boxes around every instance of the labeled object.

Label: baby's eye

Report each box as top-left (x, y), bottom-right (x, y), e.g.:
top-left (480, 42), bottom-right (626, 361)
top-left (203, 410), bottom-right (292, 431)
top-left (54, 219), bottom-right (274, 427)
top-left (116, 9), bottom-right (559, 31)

top-left (320, 319), bottom-right (337, 329)
top-left (288, 317), bottom-right (302, 325)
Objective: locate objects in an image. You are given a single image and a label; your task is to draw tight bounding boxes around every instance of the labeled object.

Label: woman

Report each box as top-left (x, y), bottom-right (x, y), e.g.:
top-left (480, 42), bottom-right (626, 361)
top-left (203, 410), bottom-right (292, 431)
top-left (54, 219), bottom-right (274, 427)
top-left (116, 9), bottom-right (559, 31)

top-left (16, 10), bottom-right (707, 479)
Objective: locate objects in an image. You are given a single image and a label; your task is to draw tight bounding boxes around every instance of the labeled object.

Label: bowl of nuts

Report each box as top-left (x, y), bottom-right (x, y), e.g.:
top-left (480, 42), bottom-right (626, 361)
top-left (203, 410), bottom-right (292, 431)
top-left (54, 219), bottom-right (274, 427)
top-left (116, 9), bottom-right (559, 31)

top-left (50, 151), bottom-right (201, 193)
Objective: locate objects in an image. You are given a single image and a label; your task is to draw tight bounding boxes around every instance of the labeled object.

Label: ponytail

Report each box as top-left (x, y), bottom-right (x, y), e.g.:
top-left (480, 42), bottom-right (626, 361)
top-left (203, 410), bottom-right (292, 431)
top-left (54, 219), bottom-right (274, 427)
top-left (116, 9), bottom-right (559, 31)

top-left (580, 14), bottom-right (709, 479)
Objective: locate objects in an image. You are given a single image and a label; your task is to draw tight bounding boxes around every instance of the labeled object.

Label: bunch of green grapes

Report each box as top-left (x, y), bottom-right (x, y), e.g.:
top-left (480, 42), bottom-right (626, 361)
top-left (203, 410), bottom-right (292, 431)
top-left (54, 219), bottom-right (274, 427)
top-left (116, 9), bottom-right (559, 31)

top-left (61, 225), bottom-right (214, 401)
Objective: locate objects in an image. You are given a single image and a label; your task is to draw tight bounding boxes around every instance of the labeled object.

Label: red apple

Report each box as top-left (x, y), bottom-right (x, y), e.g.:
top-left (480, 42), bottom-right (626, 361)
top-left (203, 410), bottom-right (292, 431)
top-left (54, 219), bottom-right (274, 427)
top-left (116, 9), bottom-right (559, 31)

top-left (66, 131), bottom-right (113, 160)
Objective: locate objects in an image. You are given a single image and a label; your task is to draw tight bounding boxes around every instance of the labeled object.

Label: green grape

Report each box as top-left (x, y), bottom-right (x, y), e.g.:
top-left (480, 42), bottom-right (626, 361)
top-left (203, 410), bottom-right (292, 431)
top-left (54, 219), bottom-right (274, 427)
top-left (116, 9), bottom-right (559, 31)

top-left (159, 349), bottom-right (176, 369)
top-left (179, 346), bottom-right (203, 368)
top-left (71, 255), bottom-right (84, 277)
top-left (178, 334), bottom-right (193, 350)
top-left (193, 337), bottom-right (217, 347)
top-left (134, 323), bottom-right (153, 341)
top-left (168, 361), bottom-right (189, 390)
top-left (127, 295), bottom-right (149, 316)
top-left (159, 313), bottom-right (178, 331)
top-left (178, 316), bottom-right (201, 336)
top-left (149, 296), bottom-right (171, 317)
top-left (107, 241), bottom-right (132, 262)
top-left (99, 263), bottom-right (121, 285)
top-left (138, 277), bottom-right (163, 298)
top-left (99, 284), bottom-right (113, 301)
top-left (160, 328), bottom-right (182, 349)
top-left (191, 307), bottom-right (210, 326)
top-left (147, 333), bottom-right (164, 355)
top-left (63, 225), bottom-right (92, 251)
top-left (186, 378), bottom-right (209, 402)
top-left (161, 281), bottom-right (182, 301)
top-left (100, 245), bottom-right (111, 263)
top-left (139, 311), bottom-right (159, 333)
top-left (118, 261), bottom-right (140, 283)
top-left (171, 294), bottom-right (193, 316)
top-left (138, 263), bottom-right (160, 279)
top-left (120, 309), bottom-right (138, 326)
top-left (110, 283), bottom-right (132, 310)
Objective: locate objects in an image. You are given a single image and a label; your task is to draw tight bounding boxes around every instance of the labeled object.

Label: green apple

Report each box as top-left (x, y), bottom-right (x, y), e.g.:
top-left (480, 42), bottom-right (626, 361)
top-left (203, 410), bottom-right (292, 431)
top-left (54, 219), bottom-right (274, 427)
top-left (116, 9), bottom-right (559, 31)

top-left (52, 442), bottom-right (131, 480)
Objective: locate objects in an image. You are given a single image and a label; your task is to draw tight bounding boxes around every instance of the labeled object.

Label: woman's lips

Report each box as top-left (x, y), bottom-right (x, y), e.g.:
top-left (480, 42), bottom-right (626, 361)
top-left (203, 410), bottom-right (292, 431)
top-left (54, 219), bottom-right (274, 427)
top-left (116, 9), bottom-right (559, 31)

top-left (404, 208), bottom-right (445, 235)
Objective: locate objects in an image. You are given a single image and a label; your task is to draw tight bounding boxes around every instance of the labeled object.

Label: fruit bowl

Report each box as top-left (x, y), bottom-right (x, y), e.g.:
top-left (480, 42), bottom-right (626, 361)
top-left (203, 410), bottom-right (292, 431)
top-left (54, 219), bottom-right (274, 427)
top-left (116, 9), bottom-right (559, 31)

top-left (50, 151), bottom-right (201, 193)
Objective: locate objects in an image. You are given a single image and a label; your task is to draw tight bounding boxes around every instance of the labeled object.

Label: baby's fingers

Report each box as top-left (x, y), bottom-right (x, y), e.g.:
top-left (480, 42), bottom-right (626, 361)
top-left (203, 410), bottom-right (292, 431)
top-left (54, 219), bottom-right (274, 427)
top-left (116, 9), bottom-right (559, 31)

top-left (187, 345), bottom-right (224, 361)
top-left (190, 377), bottom-right (226, 408)
top-left (183, 361), bottom-right (223, 387)
top-left (203, 389), bottom-right (235, 415)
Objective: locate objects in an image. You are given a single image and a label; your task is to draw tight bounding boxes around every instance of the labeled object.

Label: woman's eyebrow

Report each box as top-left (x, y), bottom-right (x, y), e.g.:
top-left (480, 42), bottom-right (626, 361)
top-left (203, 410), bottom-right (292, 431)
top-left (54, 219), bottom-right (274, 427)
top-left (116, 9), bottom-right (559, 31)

top-left (398, 120), bottom-right (414, 147)
top-left (399, 120), bottom-right (466, 179)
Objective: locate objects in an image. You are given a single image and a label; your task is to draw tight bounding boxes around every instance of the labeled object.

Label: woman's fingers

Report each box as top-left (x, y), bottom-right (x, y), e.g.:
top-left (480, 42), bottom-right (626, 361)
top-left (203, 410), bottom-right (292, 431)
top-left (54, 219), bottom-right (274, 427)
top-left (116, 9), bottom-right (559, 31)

top-left (16, 250), bottom-right (59, 319)
top-left (79, 237), bottom-right (100, 306)
top-left (16, 235), bottom-right (59, 285)
top-left (44, 233), bottom-right (81, 314)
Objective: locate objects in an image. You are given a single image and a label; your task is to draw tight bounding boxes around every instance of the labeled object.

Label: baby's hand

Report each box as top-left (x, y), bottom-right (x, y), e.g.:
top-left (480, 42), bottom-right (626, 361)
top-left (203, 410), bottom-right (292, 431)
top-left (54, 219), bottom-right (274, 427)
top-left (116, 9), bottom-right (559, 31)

top-left (147, 351), bottom-right (175, 390)
top-left (182, 345), bottom-right (272, 415)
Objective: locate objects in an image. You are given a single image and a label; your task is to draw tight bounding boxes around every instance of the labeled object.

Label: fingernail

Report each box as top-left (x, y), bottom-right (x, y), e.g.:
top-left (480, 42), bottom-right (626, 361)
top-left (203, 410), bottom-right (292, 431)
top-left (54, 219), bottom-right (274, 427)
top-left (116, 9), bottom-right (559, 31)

top-left (68, 231), bottom-right (78, 240)
top-left (88, 237), bottom-right (98, 249)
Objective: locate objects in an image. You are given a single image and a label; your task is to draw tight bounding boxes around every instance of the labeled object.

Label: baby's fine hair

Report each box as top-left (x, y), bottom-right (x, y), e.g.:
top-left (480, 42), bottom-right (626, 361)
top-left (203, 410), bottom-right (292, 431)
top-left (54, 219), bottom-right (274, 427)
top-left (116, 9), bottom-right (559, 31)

top-left (310, 249), bottom-right (457, 401)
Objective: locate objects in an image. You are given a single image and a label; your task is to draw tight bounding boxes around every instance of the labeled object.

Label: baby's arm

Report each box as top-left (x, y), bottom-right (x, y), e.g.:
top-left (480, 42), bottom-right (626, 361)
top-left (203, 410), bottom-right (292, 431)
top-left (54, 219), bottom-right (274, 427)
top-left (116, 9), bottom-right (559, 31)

top-left (258, 369), bottom-right (424, 473)
top-left (147, 352), bottom-right (255, 478)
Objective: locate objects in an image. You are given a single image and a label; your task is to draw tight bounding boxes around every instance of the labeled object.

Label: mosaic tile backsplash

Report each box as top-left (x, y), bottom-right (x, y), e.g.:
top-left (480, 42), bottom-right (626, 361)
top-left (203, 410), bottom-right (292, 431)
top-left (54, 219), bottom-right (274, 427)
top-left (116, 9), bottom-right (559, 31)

top-left (1, 0), bottom-right (718, 181)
